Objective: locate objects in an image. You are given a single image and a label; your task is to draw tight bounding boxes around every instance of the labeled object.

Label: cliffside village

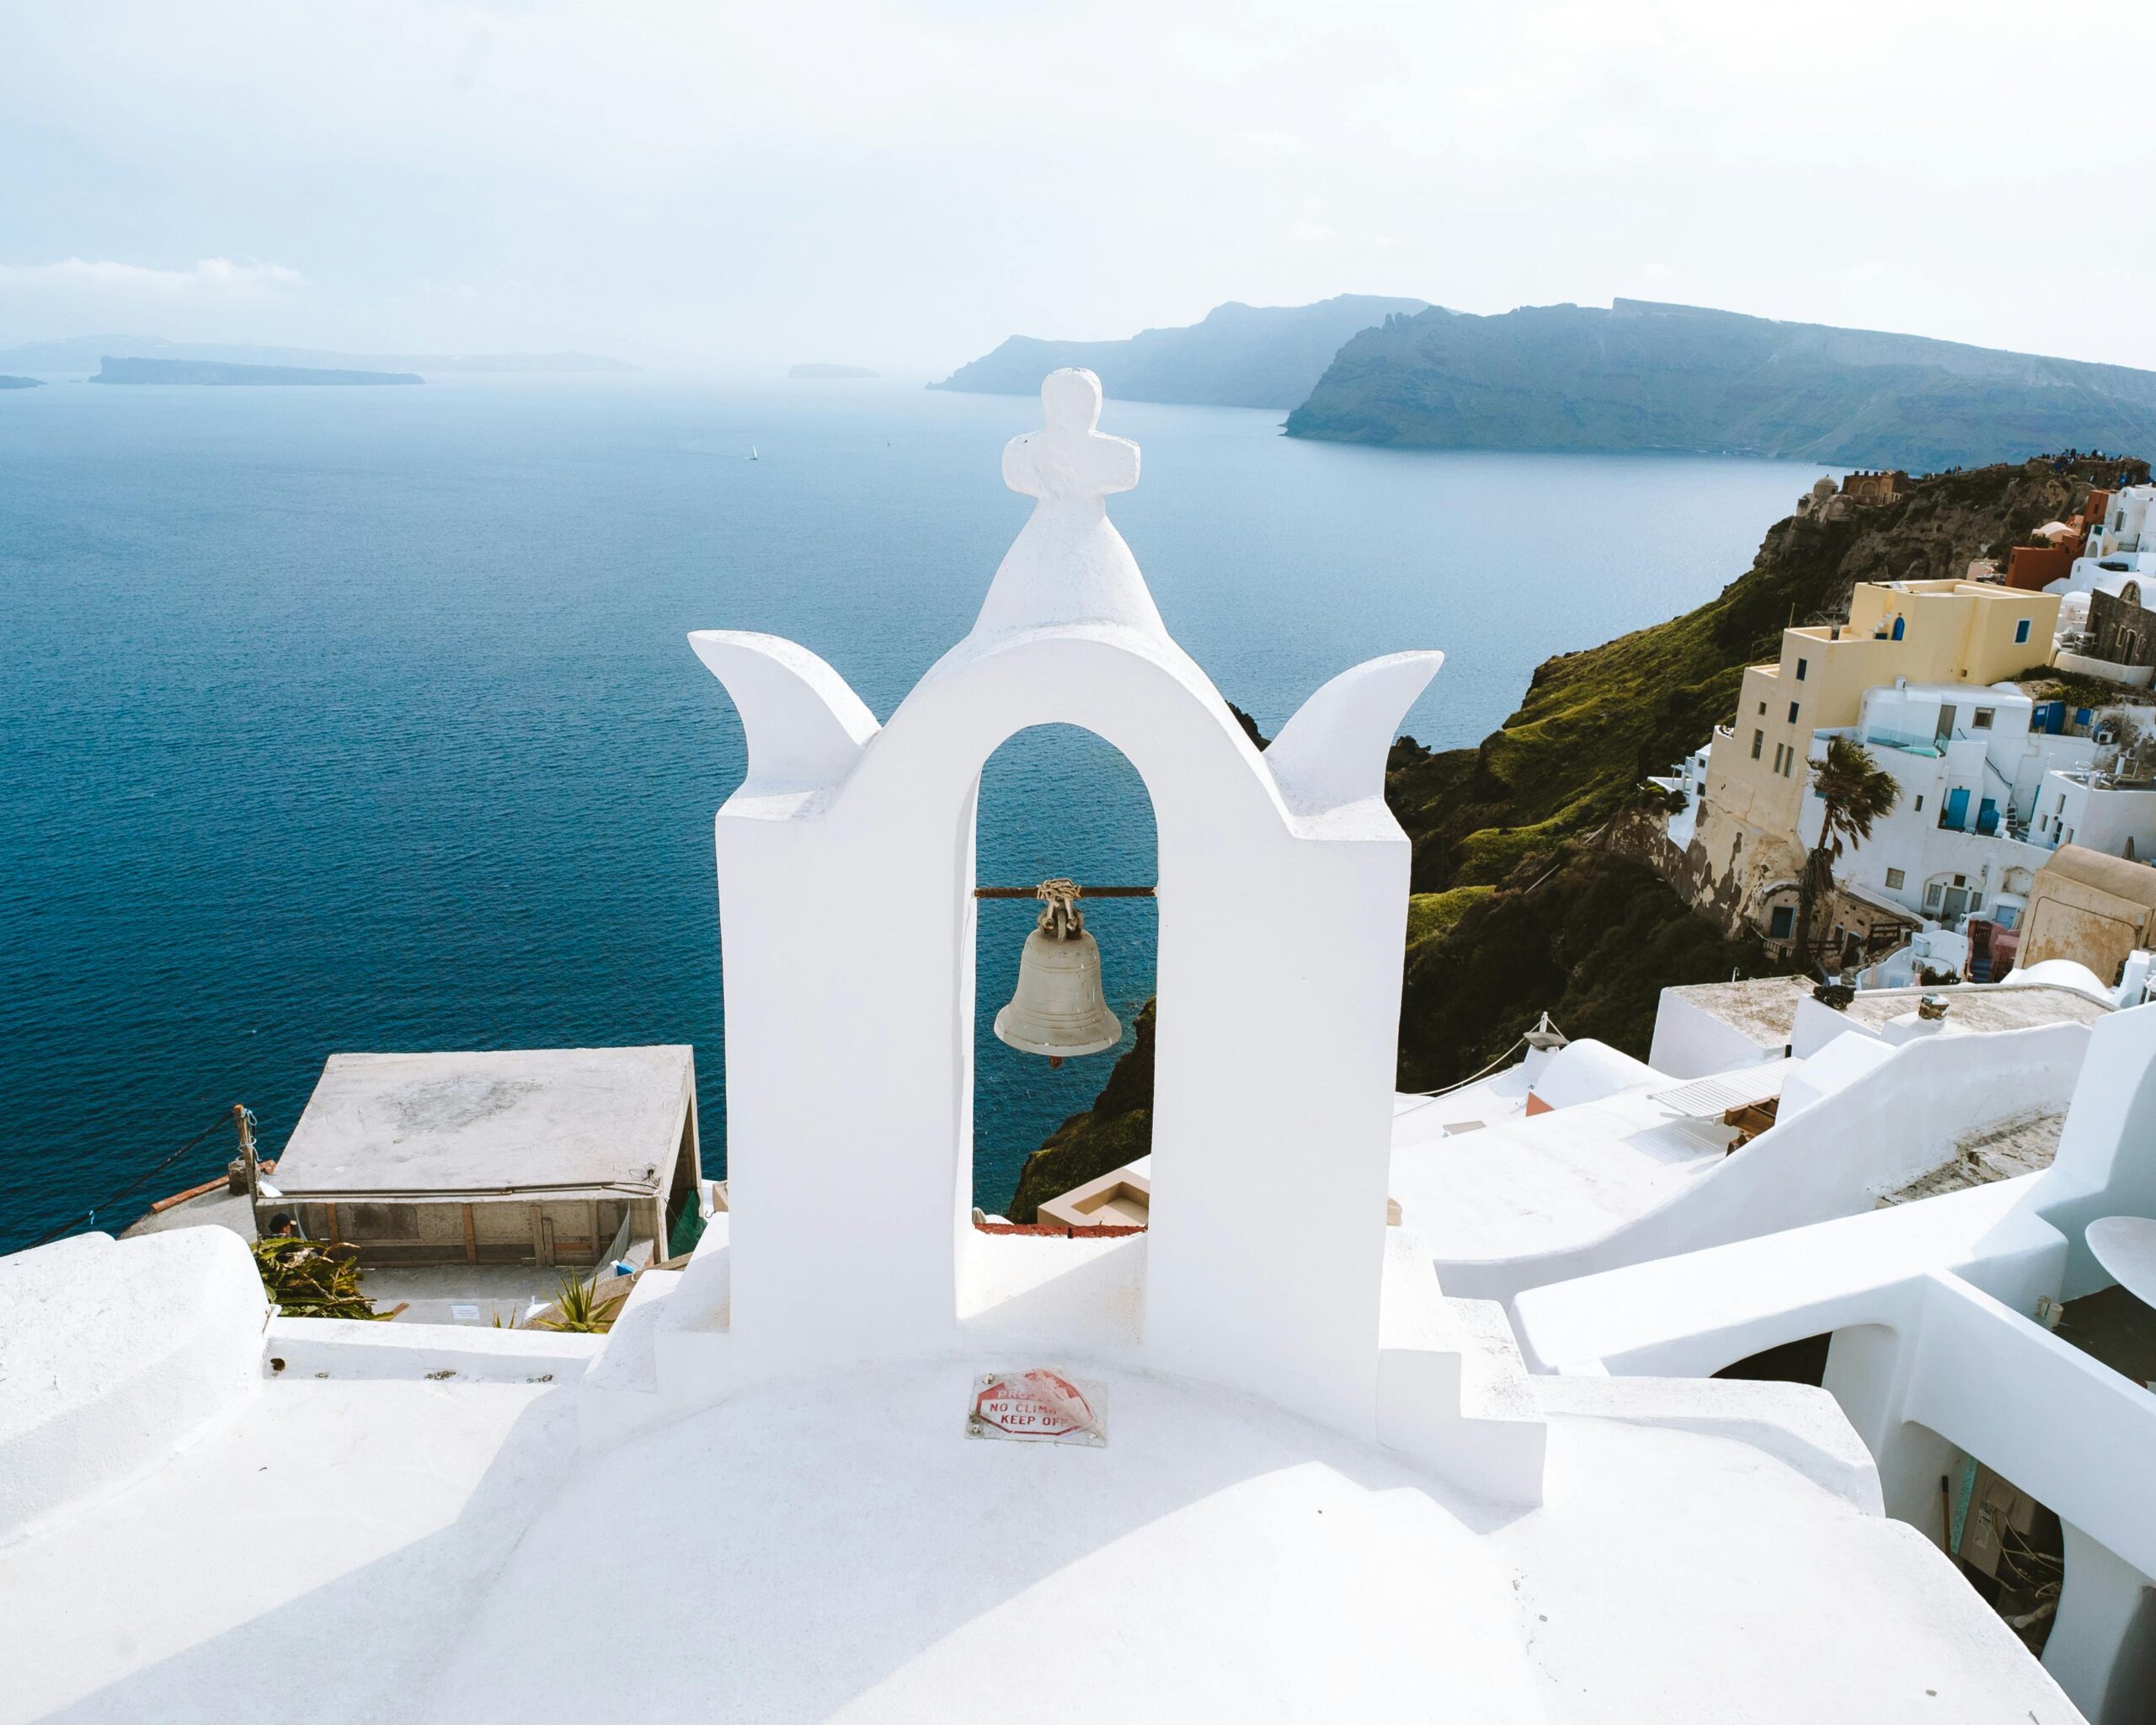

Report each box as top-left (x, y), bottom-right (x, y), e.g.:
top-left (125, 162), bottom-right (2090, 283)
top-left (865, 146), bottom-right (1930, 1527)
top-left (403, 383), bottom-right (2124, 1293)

top-left (1646, 462), bottom-right (2156, 994)
top-left (13, 392), bottom-right (2156, 1722)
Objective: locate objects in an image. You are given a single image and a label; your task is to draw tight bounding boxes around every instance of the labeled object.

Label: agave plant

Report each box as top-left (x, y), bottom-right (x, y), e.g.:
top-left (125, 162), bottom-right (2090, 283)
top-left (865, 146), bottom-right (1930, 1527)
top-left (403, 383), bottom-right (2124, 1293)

top-left (531, 1272), bottom-right (627, 1333)
top-left (251, 1236), bottom-right (385, 1322)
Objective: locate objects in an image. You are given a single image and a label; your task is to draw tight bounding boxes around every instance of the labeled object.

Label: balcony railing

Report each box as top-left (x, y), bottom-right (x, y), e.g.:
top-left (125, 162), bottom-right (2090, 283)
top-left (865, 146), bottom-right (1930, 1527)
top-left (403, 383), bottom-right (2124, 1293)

top-left (1861, 727), bottom-right (1945, 757)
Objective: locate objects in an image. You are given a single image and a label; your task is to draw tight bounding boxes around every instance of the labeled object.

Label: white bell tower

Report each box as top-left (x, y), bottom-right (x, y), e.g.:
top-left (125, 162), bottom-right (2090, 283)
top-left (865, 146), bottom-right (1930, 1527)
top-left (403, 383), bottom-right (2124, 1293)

top-left (658, 371), bottom-right (1541, 1503)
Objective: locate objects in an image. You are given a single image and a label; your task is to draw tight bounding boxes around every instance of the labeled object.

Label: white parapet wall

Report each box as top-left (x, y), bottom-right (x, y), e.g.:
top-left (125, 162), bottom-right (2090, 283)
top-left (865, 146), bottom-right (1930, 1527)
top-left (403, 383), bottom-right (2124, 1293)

top-left (1647, 986), bottom-right (1791, 1078)
top-left (264, 1316), bottom-right (604, 1383)
top-left (1437, 1020), bottom-right (2092, 1309)
top-left (0, 1228), bottom-right (268, 1539)
top-left (2053, 649), bottom-right (2155, 690)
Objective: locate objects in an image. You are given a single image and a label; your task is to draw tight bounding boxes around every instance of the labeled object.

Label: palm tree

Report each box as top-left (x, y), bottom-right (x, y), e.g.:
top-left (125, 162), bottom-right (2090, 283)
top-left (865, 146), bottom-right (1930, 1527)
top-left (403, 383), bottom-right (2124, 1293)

top-left (1793, 736), bottom-right (1899, 972)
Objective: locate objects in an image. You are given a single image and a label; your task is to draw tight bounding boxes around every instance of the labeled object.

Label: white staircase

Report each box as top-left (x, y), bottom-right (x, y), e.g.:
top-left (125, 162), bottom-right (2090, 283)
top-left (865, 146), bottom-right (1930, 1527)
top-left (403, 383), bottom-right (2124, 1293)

top-left (1375, 1230), bottom-right (1547, 1508)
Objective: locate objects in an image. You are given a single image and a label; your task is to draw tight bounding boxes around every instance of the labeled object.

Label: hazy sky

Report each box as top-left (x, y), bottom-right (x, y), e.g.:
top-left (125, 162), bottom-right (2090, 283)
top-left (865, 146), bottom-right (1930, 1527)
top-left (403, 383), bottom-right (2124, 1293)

top-left (4, 1), bottom-right (2151, 375)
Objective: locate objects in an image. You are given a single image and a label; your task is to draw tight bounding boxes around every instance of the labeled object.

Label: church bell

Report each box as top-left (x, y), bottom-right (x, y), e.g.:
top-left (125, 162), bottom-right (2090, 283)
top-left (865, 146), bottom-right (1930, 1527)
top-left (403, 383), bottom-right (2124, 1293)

top-left (992, 879), bottom-right (1122, 1065)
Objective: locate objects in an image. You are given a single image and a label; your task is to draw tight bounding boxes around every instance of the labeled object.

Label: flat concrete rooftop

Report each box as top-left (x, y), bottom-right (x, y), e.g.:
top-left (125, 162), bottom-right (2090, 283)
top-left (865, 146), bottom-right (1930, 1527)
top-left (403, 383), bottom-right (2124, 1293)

top-left (1841, 984), bottom-right (2111, 1034)
top-left (1391, 1076), bottom-right (1729, 1266)
top-left (272, 1046), bottom-right (694, 1199)
top-left (1668, 978), bottom-right (2110, 1051)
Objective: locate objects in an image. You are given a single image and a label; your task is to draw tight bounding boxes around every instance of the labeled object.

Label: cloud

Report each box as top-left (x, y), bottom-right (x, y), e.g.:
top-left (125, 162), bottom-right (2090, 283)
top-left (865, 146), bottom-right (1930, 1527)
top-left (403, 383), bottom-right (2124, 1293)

top-left (0, 257), bottom-right (306, 302)
top-left (2, 2), bottom-right (2150, 367)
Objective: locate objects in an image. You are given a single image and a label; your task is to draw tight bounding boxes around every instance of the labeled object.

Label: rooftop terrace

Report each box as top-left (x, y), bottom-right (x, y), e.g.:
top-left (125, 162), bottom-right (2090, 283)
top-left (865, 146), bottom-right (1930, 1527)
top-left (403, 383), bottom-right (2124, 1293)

top-left (1666, 978), bottom-right (2110, 1055)
top-left (274, 1046), bottom-right (694, 1200)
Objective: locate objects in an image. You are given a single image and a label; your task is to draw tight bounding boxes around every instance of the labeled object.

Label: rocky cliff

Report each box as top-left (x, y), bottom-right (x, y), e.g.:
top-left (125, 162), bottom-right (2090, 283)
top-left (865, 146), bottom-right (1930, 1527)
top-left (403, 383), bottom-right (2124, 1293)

top-left (1285, 300), bottom-right (2156, 469)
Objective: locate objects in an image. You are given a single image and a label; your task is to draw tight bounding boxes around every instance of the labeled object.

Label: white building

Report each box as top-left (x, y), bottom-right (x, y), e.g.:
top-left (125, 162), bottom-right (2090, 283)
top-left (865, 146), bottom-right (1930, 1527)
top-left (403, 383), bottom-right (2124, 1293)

top-left (1647, 738), bottom-right (1710, 851)
top-left (2030, 760), bottom-right (2156, 861)
top-left (0, 371), bottom-right (2089, 1723)
top-left (2055, 483), bottom-right (2156, 595)
top-left (1795, 683), bottom-right (2156, 981)
top-left (1801, 682), bottom-right (2090, 930)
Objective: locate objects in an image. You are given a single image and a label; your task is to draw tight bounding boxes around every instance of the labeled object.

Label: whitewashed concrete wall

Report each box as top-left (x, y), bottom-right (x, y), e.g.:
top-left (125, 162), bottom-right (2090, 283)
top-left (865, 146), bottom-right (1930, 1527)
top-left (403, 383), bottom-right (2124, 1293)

top-left (2041, 772), bottom-right (2156, 862)
top-left (1646, 988), bottom-right (1785, 1077)
top-left (1438, 1021), bottom-right (2091, 1307)
top-left (0, 1229), bottom-right (266, 1538)
top-left (2055, 650), bottom-right (2155, 689)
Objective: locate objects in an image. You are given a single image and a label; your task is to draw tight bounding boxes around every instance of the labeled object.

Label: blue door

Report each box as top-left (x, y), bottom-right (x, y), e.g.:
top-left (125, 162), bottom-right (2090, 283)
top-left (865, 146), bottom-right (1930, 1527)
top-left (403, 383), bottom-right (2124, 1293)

top-left (1892, 615), bottom-right (1906, 640)
top-left (1977, 798), bottom-right (1999, 836)
top-left (1941, 787), bottom-right (1971, 830)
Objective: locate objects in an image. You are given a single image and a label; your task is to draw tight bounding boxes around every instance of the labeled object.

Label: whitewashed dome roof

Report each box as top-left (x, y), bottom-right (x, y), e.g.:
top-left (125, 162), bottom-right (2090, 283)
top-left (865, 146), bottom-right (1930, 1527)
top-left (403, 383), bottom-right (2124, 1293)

top-left (1530, 1036), bottom-right (1662, 1110)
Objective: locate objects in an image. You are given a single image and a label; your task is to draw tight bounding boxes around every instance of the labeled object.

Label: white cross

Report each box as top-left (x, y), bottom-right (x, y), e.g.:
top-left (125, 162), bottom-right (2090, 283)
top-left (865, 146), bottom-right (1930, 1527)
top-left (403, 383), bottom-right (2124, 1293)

top-left (1002, 369), bottom-right (1139, 505)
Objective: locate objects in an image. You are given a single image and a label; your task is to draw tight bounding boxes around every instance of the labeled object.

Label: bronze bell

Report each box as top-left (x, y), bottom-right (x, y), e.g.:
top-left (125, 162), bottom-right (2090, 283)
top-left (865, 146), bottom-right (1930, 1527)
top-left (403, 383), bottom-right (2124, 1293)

top-left (993, 879), bottom-right (1122, 1065)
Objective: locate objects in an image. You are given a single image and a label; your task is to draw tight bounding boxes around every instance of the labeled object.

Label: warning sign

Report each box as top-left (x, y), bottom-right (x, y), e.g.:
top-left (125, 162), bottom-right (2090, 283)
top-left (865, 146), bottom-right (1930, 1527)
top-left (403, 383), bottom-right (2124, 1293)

top-left (966, 1368), bottom-right (1107, 1447)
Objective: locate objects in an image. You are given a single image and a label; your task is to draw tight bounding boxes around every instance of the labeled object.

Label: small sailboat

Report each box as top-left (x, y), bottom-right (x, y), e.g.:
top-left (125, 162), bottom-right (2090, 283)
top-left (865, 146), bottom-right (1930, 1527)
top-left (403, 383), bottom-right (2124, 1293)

top-left (746, 445), bottom-right (760, 462)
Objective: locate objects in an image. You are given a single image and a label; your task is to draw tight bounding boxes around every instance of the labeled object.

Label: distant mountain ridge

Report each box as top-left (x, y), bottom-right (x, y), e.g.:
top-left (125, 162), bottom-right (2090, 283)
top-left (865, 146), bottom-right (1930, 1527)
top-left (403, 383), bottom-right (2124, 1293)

top-left (0, 334), bottom-right (631, 376)
top-left (934, 294), bottom-right (1428, 409)
top-left (1283, 299), bottom-right (2156, 468)
top-left (90, 356), bottom-right (421, 387)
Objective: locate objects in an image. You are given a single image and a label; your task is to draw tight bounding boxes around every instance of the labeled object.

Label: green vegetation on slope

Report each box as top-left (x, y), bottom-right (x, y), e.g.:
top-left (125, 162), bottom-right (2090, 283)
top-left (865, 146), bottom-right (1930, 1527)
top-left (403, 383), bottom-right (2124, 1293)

top-left (1285, 300), bottom-right (2156, 469)
top-left (1395, 848), bottom-right (1777, 1091)
top-left (1406, 885), bottom-right (1492, 947)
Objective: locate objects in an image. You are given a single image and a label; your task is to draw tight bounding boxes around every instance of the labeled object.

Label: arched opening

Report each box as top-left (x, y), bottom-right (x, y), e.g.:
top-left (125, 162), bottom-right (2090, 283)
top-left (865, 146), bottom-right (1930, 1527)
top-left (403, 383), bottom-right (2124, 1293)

top-left (969, 724), bottom-right (1158, 1230)
top-left (1714, 1331), bottom-right (1830, 1386)
top-left (1904, 1423), bottom-right (2068, 1659)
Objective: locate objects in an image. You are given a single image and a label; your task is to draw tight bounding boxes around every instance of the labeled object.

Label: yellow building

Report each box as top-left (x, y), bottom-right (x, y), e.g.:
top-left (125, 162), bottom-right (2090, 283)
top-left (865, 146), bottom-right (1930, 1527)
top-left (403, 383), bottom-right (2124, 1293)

top-left (1694, 579), bottom-right (2059, 947)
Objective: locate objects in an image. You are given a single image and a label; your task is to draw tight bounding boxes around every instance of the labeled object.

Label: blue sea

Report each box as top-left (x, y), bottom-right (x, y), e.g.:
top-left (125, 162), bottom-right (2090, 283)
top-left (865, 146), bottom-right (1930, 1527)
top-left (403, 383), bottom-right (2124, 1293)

top-left (0, 374), bottom-right (1826, 1249)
